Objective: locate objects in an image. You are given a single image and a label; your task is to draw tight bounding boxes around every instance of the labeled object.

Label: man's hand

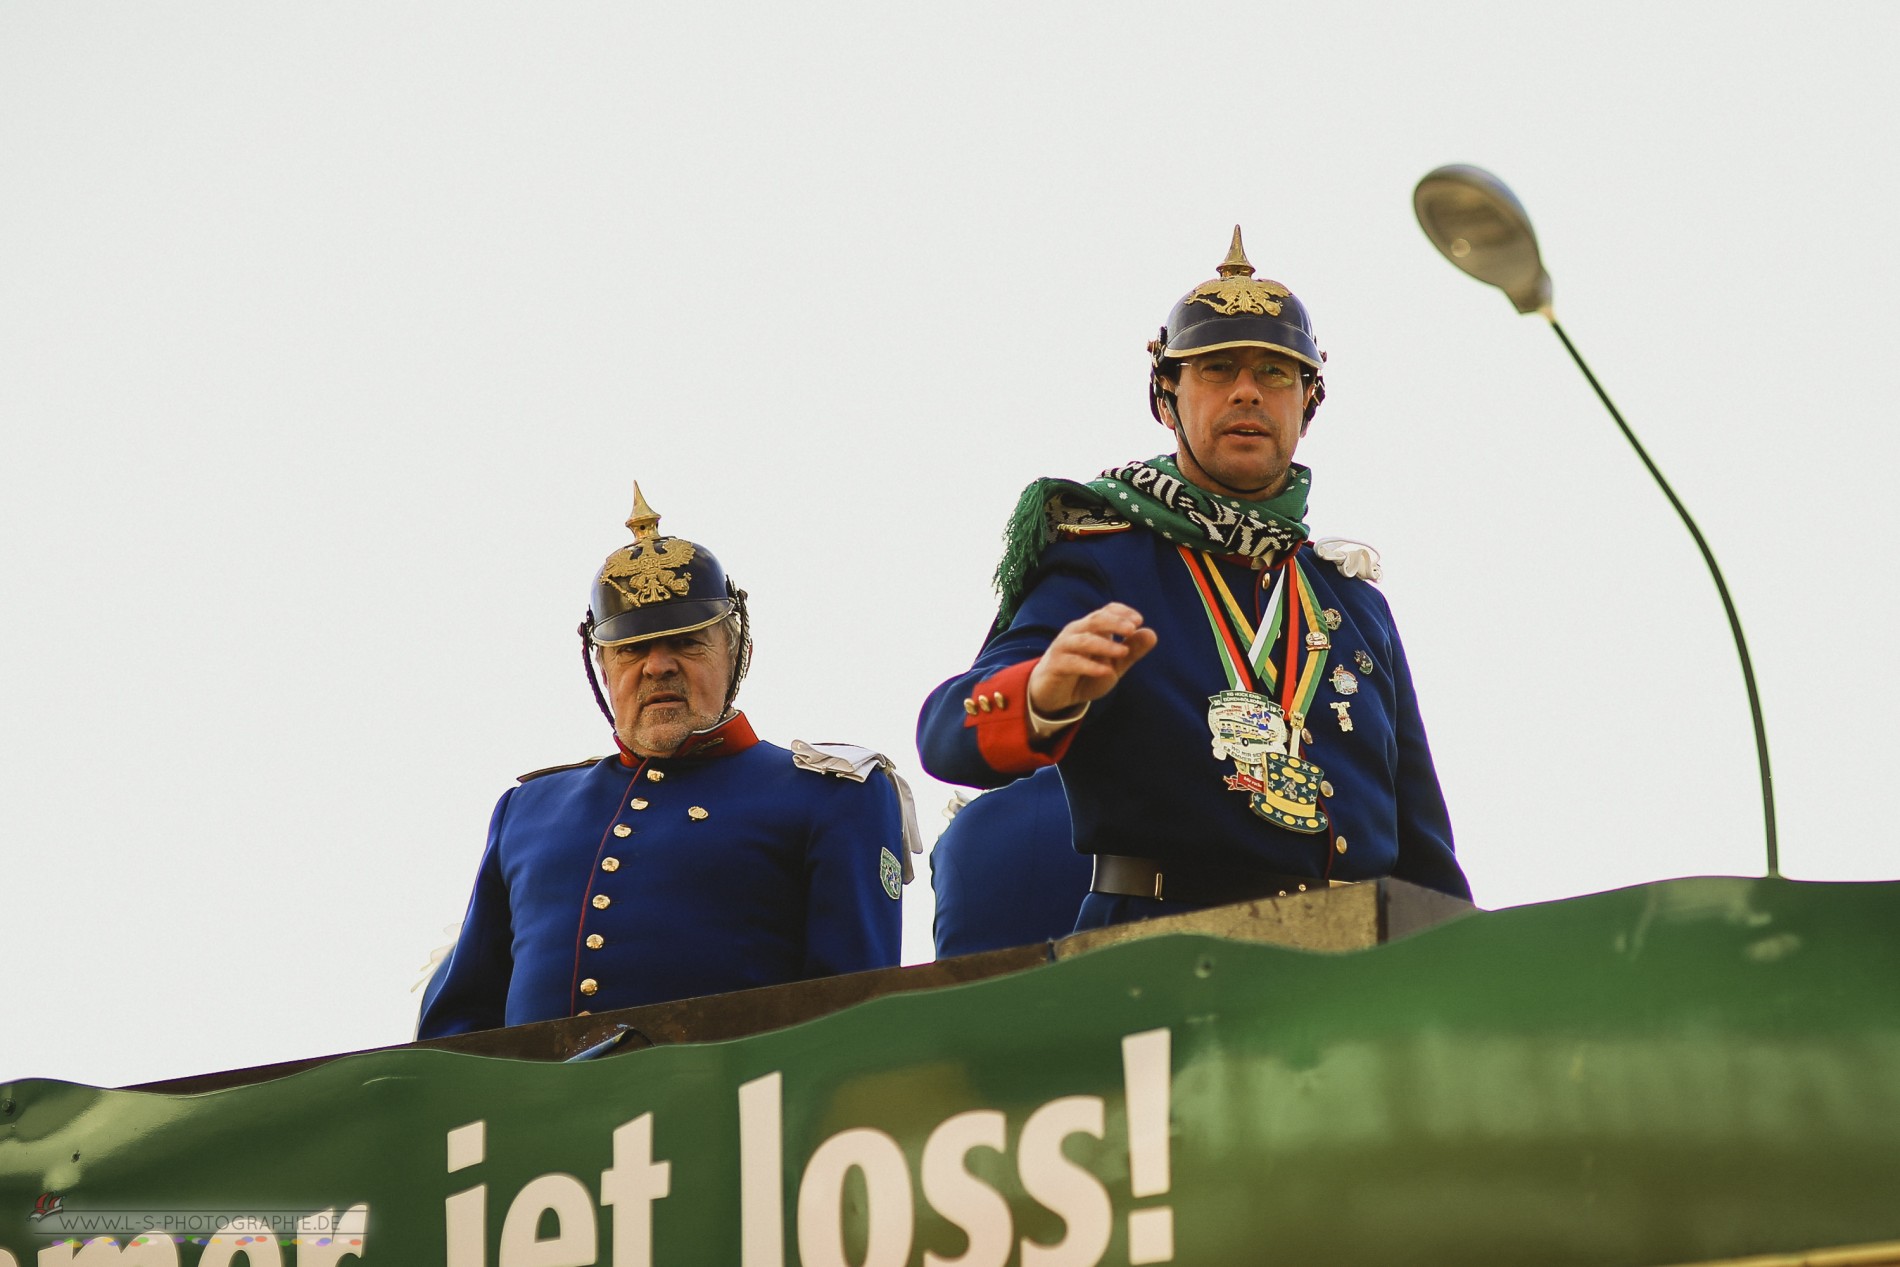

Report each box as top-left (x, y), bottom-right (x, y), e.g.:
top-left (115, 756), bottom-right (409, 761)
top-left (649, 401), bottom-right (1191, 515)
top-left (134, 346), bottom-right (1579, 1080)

top-left (1028, 603), bottom-right (1159, 718)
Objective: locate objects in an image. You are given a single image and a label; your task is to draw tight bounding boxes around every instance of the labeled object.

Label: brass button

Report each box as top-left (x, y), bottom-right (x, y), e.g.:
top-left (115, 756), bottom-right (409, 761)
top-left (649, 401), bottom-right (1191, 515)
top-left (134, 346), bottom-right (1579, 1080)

top-left (586, 934), bottom-right (604, 950)
top-left (579, 979), bottom-right (598, 996)
top-left (1276, 889), bottom-right (1288, 897)
top-left (646, 768), bottom-right (665, 782)
top-left (1319, 780), bottom-right (1335, 798)
top-left (1334, 836), bottom-right (1349, 855)
top-left (577, 1009), bottom-right (591, 1017)
top-left (1297, 883), bottom-right (1308, 892)
top-left (630, 798), bottom-right (649, 810)
top-left (977, 696), bottom-right (992, 713)
top-left (991, 692), bottom-right (1006, 710)
top-left (601, 857), bottom-right (620, 872)
top-left (963, 698), bottom-right (977, 715)
top-left (688, 806), bottom-right (709, 821)
top-left (1301, 728), bottom-right (1314, 745)
top-left (613, 824), bottom-right (632, 838)
top-left (592, 894), bottom-right (611, 909)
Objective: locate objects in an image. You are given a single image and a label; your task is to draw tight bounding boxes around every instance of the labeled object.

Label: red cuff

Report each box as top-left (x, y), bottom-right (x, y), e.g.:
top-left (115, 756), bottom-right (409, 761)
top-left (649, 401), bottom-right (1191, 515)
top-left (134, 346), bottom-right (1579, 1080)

top-left (962, 657), bottom-right (1077, 775)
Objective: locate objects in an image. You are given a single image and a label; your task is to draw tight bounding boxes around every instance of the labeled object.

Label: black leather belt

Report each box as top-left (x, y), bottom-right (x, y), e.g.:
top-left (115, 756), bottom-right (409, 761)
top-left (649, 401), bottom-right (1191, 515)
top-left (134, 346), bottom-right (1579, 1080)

top-left (1090, 853), bottom-right (1340, 906)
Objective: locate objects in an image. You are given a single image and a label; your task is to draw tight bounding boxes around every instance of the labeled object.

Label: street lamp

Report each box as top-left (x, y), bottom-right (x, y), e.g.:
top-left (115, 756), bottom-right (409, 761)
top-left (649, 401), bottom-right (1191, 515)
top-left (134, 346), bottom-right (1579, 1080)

top-left (1413, 164), bottom-right (1780, 877)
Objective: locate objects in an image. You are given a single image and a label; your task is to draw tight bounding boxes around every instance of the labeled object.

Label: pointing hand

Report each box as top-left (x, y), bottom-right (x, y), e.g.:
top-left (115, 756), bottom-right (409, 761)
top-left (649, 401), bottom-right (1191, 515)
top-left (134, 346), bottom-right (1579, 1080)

top-left (1028, 603), bottom-right (1158, 718)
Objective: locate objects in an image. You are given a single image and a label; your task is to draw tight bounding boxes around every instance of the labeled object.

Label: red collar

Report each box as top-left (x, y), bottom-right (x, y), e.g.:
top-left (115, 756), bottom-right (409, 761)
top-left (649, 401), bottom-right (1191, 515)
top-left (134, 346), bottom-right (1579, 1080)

top-left (615, 711), bottom-right (760, 766)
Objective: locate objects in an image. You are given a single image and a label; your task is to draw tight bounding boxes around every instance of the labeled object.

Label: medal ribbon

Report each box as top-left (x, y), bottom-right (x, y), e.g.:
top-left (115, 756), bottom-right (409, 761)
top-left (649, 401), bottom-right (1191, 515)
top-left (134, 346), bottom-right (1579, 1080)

top-left (1283, 560), bottom-right (1331, 733)
top-left (1179, 548), bottom-right (1258, 691)
top-left (1179, 548), bottom-right (1333, 750)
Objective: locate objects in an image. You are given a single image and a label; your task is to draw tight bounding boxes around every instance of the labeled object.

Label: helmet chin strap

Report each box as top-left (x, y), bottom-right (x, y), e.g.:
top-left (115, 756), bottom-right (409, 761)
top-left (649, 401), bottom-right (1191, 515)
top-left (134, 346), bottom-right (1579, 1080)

top-left (585, 594), bottom-right (753, 739)
top-left (1161, 397), bottom-right (1281, 499)
top-left (723, 586), bottom-right (752, 710)
top-left (579, 616), bottom-right (616, 727)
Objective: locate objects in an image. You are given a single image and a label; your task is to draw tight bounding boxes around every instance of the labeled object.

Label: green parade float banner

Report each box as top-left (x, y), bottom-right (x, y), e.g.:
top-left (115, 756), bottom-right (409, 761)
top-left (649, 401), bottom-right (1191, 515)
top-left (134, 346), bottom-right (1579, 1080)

top-left (5, 876), bottom-right (1900, 1266)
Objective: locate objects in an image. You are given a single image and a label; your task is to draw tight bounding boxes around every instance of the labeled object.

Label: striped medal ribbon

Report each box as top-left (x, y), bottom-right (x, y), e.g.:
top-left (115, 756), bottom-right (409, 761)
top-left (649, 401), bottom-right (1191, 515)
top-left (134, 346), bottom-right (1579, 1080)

top-left (1179, 547), bottom-right (1332, 834)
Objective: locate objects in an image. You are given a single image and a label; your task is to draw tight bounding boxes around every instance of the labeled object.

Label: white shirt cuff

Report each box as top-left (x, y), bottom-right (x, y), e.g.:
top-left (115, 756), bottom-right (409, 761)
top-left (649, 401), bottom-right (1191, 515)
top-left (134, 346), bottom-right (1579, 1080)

top-left (1028, 697), bottom-right (1089, 739)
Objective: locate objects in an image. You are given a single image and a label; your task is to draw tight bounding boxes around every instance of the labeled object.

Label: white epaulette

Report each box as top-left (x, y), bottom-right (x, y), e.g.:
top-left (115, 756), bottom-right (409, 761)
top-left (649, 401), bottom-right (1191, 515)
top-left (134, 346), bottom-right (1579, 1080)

top-left (789, 741), bottom-right (923, 884)
top-left (941, 788), bottom-right (979, 825)
top-left (1314, 537), bottom-right (1383, 582)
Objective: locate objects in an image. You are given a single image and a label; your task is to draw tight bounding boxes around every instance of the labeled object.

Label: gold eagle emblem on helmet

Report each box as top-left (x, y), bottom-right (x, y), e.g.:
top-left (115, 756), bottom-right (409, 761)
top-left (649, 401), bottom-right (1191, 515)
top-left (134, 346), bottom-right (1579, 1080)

top-left (1184, 226), bottom-right (1290, 316)
top-left (1185, 275), bottom-right (1292, 317)
top-left (600, 538), bottom-right (696, 606)
top-left (1186, 275), bottom-right (1289, 317)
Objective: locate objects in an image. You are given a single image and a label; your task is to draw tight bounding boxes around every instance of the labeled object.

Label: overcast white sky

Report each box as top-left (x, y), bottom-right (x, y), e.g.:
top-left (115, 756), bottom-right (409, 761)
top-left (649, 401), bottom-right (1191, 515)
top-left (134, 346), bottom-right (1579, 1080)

top-left (4, 3), bottom-right (1897, 1089)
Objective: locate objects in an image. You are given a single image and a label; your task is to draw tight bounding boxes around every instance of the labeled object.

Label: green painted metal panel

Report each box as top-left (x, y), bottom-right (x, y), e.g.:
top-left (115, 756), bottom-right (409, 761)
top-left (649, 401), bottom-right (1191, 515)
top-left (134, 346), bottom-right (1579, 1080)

top-left (3, 876), bottom-right (1897, 1265)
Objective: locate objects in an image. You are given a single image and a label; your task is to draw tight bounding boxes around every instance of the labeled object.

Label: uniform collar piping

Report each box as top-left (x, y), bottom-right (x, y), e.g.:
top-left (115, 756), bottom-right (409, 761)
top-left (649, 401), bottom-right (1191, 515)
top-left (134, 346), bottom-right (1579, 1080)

top-left (615, 711), bottom-right (758, 766)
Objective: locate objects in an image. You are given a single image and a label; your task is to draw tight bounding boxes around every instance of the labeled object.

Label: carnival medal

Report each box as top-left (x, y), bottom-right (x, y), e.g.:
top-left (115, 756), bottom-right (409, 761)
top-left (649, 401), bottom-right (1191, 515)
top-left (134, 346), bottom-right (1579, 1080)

top-left (1182, 548), bottom-right (1331, 834)
top-left (1208, 688), bottom-right (1286, 797)
top-left (1254, 750), bottom-right (1329, 832)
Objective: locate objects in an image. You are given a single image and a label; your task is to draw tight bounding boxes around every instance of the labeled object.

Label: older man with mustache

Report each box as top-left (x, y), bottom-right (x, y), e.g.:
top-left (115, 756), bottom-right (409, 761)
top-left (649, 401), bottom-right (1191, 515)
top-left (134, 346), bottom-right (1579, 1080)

top-left (420, 487), bottom-right (906, 1036)
top-left (919, 229), bottom-right (1470, 931)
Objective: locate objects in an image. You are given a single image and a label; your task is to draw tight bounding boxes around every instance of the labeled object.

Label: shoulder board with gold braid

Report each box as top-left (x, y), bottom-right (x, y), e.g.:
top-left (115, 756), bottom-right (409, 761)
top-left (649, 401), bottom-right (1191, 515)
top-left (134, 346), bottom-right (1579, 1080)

top-left (1049, 490), bottom-right (1131, 539)
top-left (517, 757), bottom-right (607, 784)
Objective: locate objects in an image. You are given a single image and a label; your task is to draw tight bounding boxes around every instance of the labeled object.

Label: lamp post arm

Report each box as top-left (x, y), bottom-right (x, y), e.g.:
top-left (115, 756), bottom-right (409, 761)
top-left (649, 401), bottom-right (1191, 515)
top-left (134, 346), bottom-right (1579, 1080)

top-left (1546, 317), bottom-right (1780, 877)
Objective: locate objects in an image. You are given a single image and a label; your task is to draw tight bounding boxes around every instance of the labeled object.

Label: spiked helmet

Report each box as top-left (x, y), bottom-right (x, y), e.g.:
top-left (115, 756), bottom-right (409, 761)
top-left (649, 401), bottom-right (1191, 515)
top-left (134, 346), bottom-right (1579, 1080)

top-left (581, 484), bottom-right (752, 717)
top-left (1148, 226), bottom-right (1327, 423)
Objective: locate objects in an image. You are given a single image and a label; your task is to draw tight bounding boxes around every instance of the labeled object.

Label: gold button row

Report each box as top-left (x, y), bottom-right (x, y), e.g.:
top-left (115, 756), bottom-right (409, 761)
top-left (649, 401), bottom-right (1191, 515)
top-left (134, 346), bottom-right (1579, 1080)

top-left (961, 691), bottom-right (1008, 715)
top-left (615, 805), bottom-right (705, 832)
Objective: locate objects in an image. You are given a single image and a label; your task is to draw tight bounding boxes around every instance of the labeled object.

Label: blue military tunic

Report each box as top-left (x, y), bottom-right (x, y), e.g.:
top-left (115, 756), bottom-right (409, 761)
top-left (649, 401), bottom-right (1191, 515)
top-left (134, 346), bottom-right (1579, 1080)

top-left (931, 766), bottom-right (1091, 957)
top-left (419, 713), bottom-right (903, 1036)
top-left (917, 526), bottom-right (1468, 924)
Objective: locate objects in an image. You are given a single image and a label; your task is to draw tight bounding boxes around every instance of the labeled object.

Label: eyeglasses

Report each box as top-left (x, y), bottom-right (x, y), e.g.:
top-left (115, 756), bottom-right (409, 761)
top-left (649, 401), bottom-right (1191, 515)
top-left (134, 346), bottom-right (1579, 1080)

top-left (1186, 356), bottom-right (1303, 389)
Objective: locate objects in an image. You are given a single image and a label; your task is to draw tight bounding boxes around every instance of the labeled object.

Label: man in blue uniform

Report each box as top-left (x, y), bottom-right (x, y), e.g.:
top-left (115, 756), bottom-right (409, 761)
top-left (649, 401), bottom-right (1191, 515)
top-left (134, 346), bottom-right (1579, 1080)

top-left (918, 228), bottom-right (1470, 930)
top-left (420, 487), bottom-right (905, 1036)
top-left (931, 767), bottom-right (1091, 957)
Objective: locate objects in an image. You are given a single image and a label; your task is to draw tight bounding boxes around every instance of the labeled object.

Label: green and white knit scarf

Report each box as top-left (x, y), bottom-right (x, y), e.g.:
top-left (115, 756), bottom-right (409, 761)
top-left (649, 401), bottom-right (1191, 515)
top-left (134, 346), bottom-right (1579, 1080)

top-left (992, 454), bottom-right (1312, 625)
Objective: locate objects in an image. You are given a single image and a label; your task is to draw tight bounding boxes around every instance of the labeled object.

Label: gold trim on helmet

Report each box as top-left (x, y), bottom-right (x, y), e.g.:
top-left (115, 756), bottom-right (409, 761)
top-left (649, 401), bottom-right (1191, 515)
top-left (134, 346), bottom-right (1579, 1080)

top-left (1160, 337), bottom-right (1323, 372)
top-left (590, 608), bottom-right (731, 649)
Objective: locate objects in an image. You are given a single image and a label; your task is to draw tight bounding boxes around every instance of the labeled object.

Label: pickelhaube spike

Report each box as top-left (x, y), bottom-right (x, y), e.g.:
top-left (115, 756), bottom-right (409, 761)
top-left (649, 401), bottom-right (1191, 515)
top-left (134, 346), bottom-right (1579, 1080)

top-left (625, 482), bottom-right (661, 548)
top-left (1216, 225), bottom-right (1255, 279)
